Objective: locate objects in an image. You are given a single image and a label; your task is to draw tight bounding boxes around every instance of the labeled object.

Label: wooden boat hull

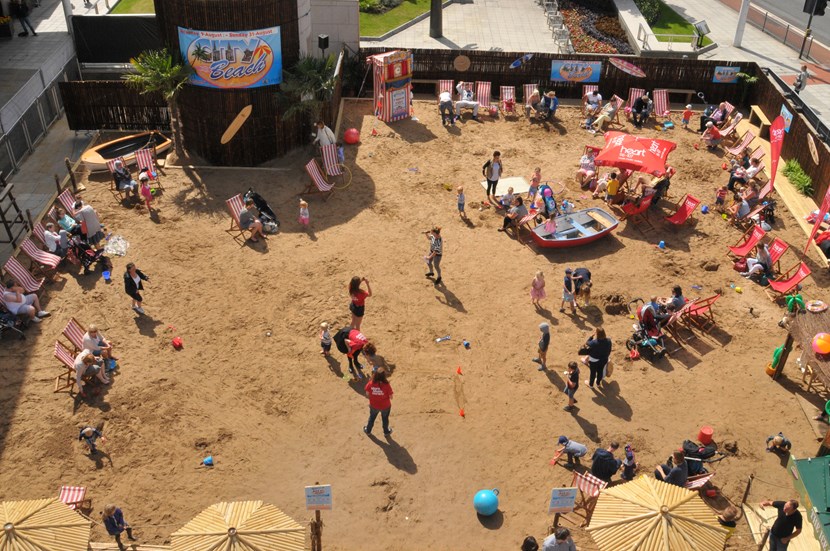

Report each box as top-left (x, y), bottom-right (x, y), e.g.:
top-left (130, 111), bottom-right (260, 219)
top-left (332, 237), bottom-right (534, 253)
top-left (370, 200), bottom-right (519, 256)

top-left (81, 131), bottom-right (172, 171)
top-left (530, 207), bottom-right (619, 249)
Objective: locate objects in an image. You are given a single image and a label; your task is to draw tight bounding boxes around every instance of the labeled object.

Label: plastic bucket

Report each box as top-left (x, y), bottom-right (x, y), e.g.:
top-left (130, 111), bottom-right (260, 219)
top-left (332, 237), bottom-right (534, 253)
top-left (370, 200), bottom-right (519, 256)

top-left (102, 270), bottom-right (111, 282)
top-left (825, 400), bottom-right (830, 416)
top-left (765, 362), bottom-right (776, 377)
top-left (698, 426), bottom-right (714, 445)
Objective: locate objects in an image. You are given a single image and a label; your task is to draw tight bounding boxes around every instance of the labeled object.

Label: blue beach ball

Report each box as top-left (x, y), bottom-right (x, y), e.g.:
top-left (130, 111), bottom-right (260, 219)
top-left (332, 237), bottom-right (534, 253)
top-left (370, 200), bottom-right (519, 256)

top-left (473, 488), bottom-right (500, 516)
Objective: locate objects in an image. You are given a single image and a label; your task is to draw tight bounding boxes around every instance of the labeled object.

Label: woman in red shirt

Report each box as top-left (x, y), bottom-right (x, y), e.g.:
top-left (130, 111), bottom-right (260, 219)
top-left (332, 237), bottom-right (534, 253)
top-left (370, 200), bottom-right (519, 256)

top-left (348, 276), bottom-right (372, 330)
top-left (364, 369), bottom-right (393, 436)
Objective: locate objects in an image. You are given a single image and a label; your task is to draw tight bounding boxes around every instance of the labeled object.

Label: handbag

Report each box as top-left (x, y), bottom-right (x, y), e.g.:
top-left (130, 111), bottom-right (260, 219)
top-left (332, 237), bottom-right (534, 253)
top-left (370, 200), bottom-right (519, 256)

top-left (604, 359), bottom-right (614, 378)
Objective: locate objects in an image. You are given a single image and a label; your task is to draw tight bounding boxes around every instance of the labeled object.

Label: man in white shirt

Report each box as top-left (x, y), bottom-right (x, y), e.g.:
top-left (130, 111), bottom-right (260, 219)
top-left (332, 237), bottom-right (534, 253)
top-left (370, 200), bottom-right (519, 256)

top-left (43, 222), bottom-right (69, 257)
top-left (583, 90), bottom-right (603, 115)
top-left (454, 81), bottom-right (479, 120)
top-left (438, 90), bottom-right (454, 125)
top-left (2, 280), bottom-right (49, 323)
top-left (312, 120), bottom-right (336, 147)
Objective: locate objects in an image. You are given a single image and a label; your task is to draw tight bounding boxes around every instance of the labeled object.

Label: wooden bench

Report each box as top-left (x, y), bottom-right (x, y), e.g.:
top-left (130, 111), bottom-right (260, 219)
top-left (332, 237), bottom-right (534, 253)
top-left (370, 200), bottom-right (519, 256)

top-left (749, 105), bottom-right (772, 139)
top-left (664, 88), bottom-right (696, 105)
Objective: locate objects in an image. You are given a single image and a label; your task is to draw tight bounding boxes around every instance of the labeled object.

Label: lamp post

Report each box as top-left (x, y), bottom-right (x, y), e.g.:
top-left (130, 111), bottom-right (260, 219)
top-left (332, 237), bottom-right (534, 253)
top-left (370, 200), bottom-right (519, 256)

top-left (318, 34), bottom-right (329, 60)
top-left (799, 0), bottom-right (820, 59)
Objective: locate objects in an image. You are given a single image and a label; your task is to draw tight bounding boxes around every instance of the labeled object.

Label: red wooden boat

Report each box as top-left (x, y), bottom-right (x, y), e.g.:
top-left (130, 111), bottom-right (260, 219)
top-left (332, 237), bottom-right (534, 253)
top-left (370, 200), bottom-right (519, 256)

top-left (530, 207), bottom-right (619, 249)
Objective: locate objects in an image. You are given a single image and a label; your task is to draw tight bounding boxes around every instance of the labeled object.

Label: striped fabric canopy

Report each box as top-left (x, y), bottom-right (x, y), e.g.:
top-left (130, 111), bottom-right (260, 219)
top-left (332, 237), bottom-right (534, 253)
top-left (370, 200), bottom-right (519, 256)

top-left (587, 477), bottom-right (728, 551)
top-left (171, 501), bottom-right (305, 551)
top-left (0, 498), bottom-right (90, 551)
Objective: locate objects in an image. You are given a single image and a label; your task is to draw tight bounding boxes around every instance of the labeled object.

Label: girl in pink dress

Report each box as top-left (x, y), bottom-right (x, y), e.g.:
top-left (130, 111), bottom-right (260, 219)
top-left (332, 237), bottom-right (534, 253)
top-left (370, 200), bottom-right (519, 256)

top-left (139, 173), bottom-right (154, 212)
top-left (298, 199), bottom-right (310, 227)
top-left (530, 270), bottom-right (546, 307)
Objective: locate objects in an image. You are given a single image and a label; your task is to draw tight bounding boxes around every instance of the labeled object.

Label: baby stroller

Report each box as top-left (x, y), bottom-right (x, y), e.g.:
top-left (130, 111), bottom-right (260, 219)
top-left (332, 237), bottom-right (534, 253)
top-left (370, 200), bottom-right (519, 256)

top-left (626, 299), bottom-right (667, 360)
top-left (244, 188), bottom-right (280, 234)
top-left (69, 238), bottom-right (112, 275)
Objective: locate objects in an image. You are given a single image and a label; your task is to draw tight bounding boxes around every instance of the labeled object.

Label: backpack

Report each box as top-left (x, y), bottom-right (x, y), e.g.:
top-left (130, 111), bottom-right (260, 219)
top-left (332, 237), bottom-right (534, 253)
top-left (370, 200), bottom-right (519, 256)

top-left (683, 439), bottom-right (717, 459)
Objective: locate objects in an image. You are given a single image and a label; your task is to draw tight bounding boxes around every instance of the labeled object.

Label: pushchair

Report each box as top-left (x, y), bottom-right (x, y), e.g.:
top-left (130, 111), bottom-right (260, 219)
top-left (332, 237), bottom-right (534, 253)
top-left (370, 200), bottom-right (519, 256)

top-left (69, 238), bottom-right (112, 275)
top-left (244, 188), bottom-right (280, 233)
top-left (626, 299), bottom-right (667, 360)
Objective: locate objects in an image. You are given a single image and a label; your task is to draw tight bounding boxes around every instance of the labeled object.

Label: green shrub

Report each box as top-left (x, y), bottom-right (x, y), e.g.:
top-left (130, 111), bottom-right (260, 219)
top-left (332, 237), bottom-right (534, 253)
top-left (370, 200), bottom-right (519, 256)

top-left (634, 0), bottom-right (661, 25)
top-left (783, 158), bottom-right (814, 196)
top-left (359, 0), bottom-right (384, 13)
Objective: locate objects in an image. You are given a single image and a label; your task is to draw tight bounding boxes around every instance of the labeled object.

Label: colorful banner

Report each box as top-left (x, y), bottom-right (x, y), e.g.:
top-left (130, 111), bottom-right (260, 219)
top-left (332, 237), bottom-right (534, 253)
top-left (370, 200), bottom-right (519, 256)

top-left (178, 26), bottom-right (282, 89)
top-left (760, 116), bottom-right (786, 199)
top-left (805, 188), bottom-right (830, 253)
top-left (550, 61), bottom-right (601, 83)
top-left (712, 66), bottom-right (740, 84)
top-left (780, 105), bottom-right (794, 133)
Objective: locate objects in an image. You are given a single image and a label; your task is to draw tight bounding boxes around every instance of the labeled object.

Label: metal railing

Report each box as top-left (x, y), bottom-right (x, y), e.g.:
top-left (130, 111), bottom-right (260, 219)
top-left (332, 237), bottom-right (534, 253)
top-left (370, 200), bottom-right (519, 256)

top-left (84, 0), bottom-right (114, 14)
top-left (637, 23), bottom-right (701, 51)
top-left (764, 68), bottom-right (830, 145)
top-left (756, 9), bottom-right (815, 60)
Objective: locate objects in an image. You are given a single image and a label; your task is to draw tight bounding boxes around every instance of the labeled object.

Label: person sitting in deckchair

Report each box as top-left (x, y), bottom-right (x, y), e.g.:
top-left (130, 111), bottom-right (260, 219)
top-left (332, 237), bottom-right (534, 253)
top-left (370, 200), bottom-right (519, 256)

top-left (525, 89), bottom-right (541, 119)
top-left (539, 91), bottom-right (558, 120)
top-left (238, 198), bottom-right (266, 243)
top-left (112, 160), bottom-right (139, 202)
top-left (591, 100), bottom-right (621, 132)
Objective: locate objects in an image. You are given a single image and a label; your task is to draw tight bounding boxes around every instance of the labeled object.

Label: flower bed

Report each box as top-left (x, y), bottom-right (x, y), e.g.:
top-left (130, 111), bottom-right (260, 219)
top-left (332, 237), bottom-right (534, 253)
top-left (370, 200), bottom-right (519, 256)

top-left (559, 0), bottom-right (634, 54)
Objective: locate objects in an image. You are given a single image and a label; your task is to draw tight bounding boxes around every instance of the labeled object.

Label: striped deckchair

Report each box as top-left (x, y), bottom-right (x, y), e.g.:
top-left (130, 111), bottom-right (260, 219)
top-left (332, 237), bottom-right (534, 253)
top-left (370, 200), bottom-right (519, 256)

top-left (3, 256), bottom-right (44, 294)
top-left (609, 94), bottom-right (625, 125)
top-left (54, 341), bottom-right (78, 393)
top-left (571, 470), bottom-right (607, 523)
top-left (59, 485), bottom-right (92, 510)
top-left (475, 81), bottom-right (494, 114)
top-left (653, 89), bottom-right (669, 119)
top-left (626, 88), bottom-right (645, 120)
top-left (438, 79), bottom-right (454, 96)
top-left (135, 147), bottom-right (165, 191)
top-left (321, 144), bottom-right (342, 178)
top-left (685, 472), bottom-right (715, 490)
top-left (719, 113), bottom-right (744, 144)
top-left (20, 238), bottom-right (61, 278)
top-left (57, 189), bottom-right (77, 214)
top-left (106, 157), bottom-right (130, 203)
top-left (63, 317), bottom-right (86, 354)
top-left (225, 194), bottom-right (251, 245)
top-left (500, 86), bottom-right (517, 115)
top-left (726, 130), bottom-right (755, 157)
top-left (301, 159), bottom-right (334, 201)
top-left (31, 220), bottom-right (47, 247)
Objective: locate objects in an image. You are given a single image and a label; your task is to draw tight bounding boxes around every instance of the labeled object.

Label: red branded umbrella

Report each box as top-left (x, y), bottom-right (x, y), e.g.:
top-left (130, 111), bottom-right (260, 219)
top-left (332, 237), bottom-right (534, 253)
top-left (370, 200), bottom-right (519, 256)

top-left (595, 131), bottom-right (677, 176)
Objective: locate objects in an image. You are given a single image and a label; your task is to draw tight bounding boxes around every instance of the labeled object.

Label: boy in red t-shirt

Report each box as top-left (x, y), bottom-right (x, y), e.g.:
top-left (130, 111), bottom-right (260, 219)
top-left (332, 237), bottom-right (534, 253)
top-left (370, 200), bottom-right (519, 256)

top-left (364, 369), bottom-right (393, 435)
top-left (681, 104), bottom-right (693, 129)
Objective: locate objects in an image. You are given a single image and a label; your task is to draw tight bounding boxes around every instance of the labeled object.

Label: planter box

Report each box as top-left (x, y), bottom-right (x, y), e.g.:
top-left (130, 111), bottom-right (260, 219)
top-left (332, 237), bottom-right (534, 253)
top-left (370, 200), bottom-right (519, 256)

top-left (0, 22), bottom-right (12, 39)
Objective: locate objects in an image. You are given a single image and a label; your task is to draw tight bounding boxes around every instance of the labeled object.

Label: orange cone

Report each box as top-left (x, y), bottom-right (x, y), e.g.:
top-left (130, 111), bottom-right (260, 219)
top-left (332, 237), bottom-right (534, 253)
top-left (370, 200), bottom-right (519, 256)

top-left (371, 128), bottom-right (378, 136)
top-left (459, 409), bottom-right (465, 417)
top-left (456, 366), bottom-right (463, 375)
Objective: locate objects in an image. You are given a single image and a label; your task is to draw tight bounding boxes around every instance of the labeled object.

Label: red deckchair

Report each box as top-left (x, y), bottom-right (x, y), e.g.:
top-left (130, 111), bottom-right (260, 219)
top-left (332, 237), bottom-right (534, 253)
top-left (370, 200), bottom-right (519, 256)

top-left (626, 88), bottom-right (645, 120)
top-left (726, 130), bottom-right (755, 157)
top-left (500, 86), bottom-right (517, 115)
top-left (767, 237), bottom-right (789, 273)
top-left (57, 189), bottom-right (77, 215)
top-left (62, 317), bottom-right (86, 354)
top-left (620, 194), bottom-right (655, 230)
top-left (475, 81), bottom-right (493, 114)
top-left (727, 225), bottom-right (766, 258)
top-left (765, 262), bottom-right (811, 301)
top-left (665, 194), bottom-right (700, 225)
top-left (135, 147), bottom-right (165, 191)
top-left (301, 159), bottom-right (334, 201)
top-left (719, 112), bottom-right (744, 144)
top-left (681, 294), bottom-right (721, 332)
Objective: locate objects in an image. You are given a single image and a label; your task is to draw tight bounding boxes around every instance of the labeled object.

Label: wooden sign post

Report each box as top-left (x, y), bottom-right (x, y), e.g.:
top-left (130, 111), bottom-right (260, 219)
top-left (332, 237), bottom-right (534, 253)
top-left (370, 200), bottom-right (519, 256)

top-left (306, 483), bottom-right (332, 551)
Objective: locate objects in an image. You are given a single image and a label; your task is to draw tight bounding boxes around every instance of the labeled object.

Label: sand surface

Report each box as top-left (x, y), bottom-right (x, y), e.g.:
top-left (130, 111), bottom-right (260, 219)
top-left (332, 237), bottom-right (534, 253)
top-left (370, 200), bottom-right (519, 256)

top-left (0, 101), bottom-right (828, 550)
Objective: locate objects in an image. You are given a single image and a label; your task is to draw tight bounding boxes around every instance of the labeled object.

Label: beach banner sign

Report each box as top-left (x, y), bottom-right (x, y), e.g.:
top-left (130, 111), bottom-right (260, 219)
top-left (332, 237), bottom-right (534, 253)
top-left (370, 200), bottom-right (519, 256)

top-left (712, 66), bottom-right (740, 84)
top-left (548, 487), bottom-right (578, 514)
top-left (550, 61), bottom-right (601, 83)
top-left (780, 105), bottom-right (793, 133)
top-left (178, 26), bottom-right (283, 89)
top-left (305, 484), bottom-right (333, 510)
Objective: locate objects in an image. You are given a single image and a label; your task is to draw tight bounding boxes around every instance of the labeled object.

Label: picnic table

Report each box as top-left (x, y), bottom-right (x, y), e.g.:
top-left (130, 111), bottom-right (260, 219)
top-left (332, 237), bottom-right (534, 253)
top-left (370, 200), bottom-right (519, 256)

top-left (775, 309), bottom-right (830, 392)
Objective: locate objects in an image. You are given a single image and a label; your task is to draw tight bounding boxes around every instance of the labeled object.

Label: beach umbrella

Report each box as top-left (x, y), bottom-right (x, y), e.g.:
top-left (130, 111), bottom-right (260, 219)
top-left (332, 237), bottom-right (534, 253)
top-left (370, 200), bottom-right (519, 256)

top-left (594, 131), bottom-right (677, 176)
top-left (171, 500), bottom-right (305, 551)
top-left (587, 477), bottom-right (728, 551)
top-left (0, 498), bottom-right (90, 551)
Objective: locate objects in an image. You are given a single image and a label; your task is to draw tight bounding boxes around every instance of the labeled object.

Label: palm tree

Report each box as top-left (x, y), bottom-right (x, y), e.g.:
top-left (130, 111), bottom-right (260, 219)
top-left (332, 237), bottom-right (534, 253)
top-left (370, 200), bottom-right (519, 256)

top-left (192, 44), bottom-right (210, 63)
top-left (123, 49), bottom-right (191, 159)
top-left (277, 55), bottom-right (337, 122)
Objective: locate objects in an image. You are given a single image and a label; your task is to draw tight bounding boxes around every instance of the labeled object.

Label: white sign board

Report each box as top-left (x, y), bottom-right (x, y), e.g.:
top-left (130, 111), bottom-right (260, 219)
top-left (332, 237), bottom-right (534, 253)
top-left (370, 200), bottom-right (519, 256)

top-left (548, 488), bottom-right (578, 514)
top-left (305, 485), bottom-right (332, 511)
